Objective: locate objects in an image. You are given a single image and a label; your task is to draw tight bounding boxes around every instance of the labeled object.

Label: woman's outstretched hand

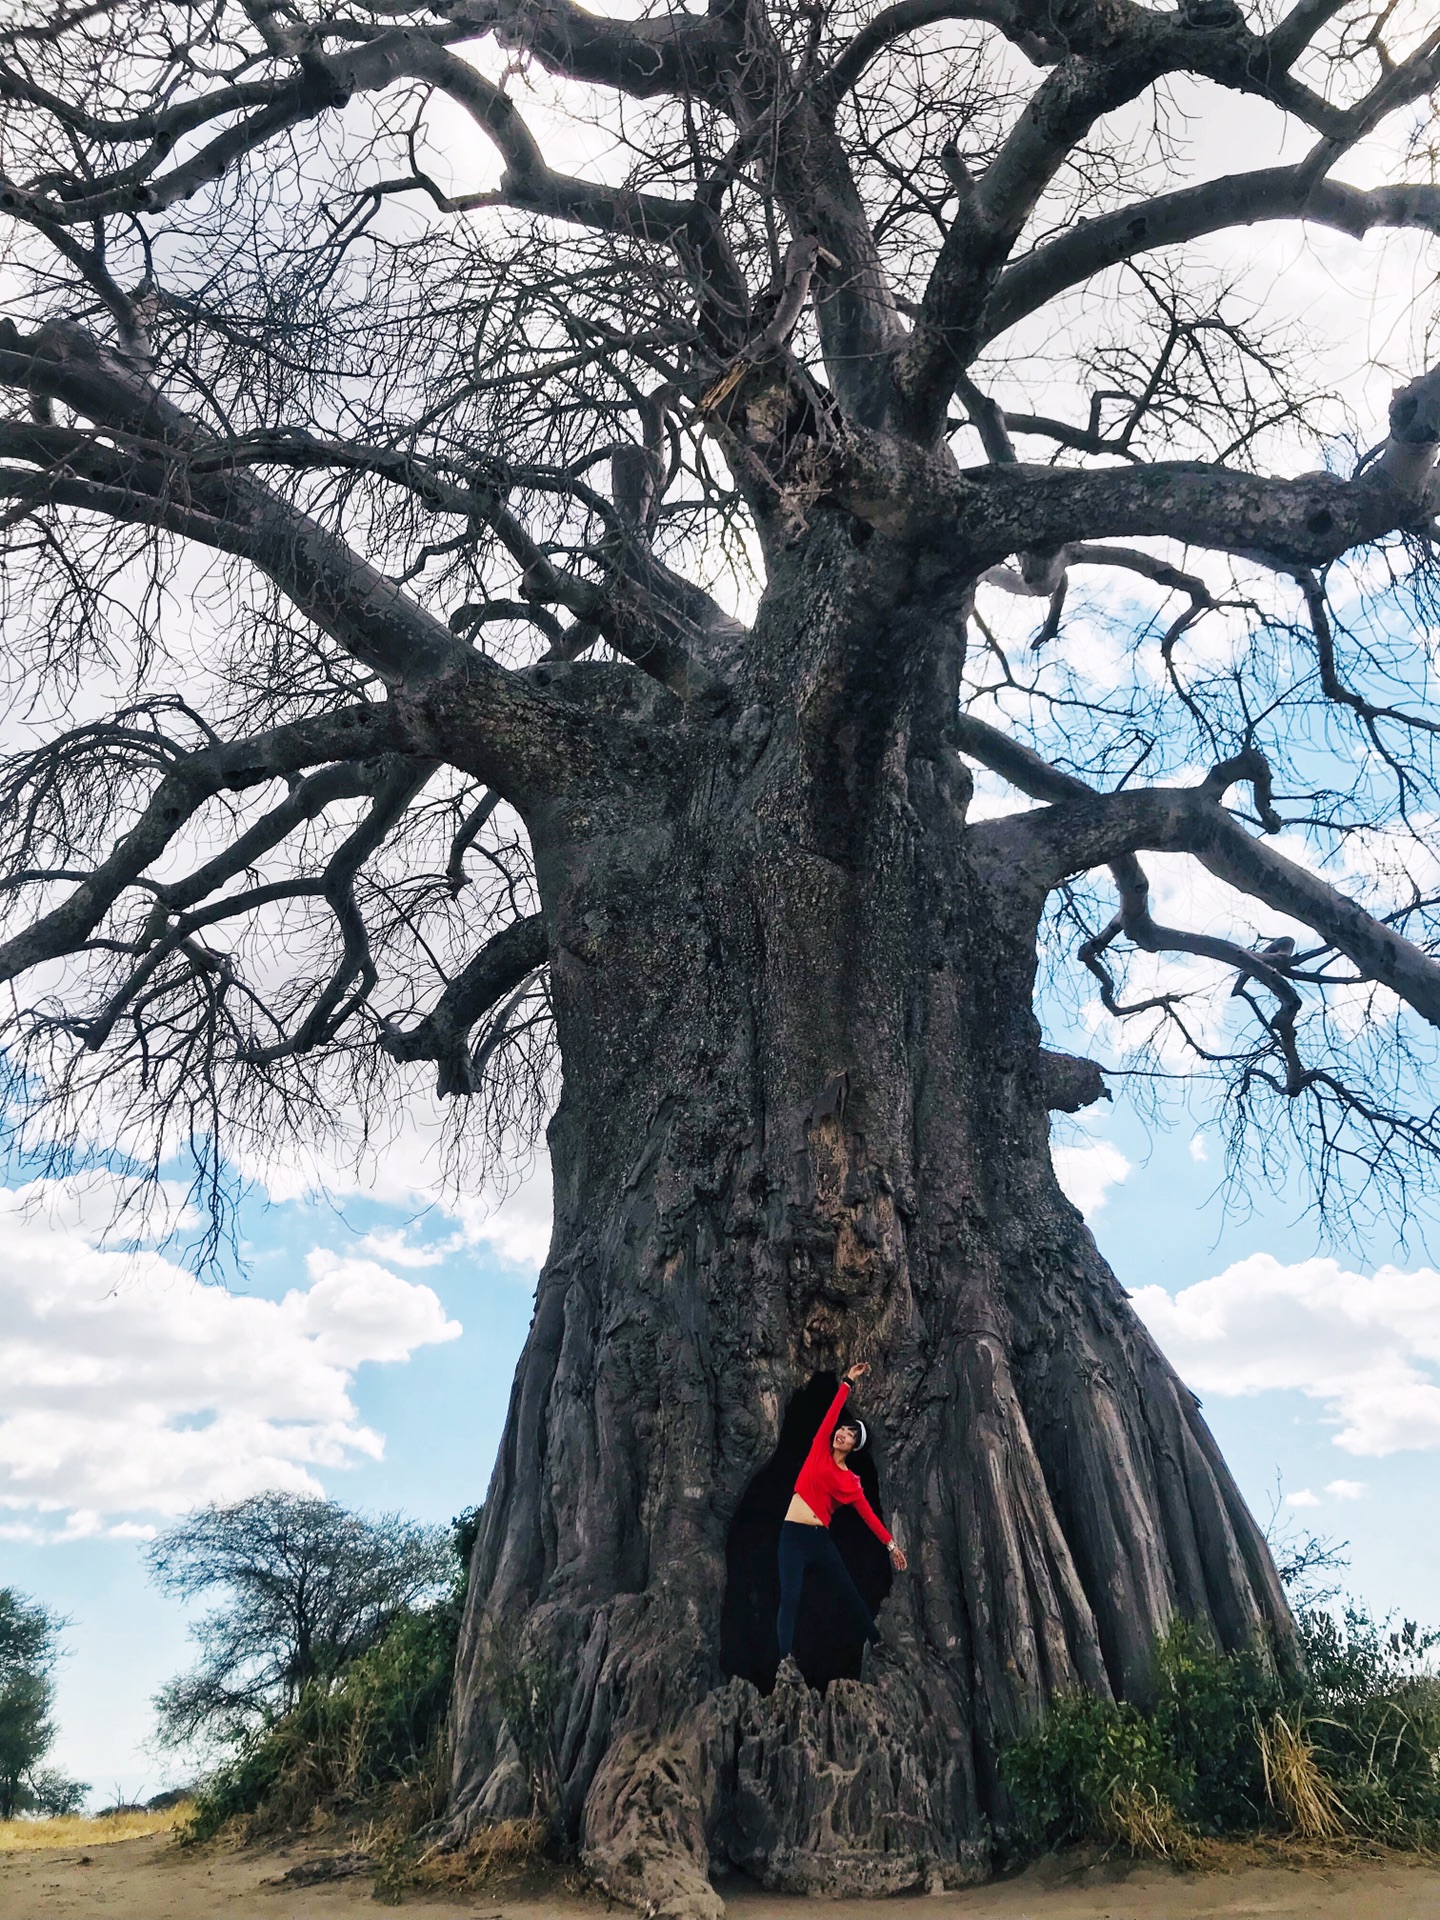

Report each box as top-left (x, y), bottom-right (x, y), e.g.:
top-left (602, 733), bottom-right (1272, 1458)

top-left (844, 1361), bottom-right (870, 1383)
top-left (888, 1543), bottom-right (908, 1572)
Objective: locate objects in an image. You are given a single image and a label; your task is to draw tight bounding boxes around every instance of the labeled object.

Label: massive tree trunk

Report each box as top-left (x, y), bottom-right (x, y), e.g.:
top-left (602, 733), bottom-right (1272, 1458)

top-left (447, 519), bottom-right (1295, 1915)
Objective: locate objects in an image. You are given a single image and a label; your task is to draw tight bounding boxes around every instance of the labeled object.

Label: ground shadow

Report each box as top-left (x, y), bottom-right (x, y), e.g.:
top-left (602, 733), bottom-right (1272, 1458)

top-left (720, 1370), bottom-right (892, 1692)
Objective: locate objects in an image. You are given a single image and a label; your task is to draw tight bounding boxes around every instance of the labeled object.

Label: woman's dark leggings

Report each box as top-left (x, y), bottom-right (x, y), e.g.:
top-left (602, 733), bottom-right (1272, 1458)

top-left (776, 1520), bottom-right (879, 1657)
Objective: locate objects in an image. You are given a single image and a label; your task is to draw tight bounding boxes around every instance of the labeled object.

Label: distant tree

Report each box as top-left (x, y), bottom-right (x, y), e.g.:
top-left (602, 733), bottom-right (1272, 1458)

top-left (148, 1493), bottom-right (450, 1748)
top-left (23, 1768), bottom-right (88, 1818)
top-left (0, 1589), bottom-right (87, 1820)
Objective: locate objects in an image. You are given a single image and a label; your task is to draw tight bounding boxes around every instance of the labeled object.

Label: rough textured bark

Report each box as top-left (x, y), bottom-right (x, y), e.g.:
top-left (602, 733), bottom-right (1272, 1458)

top-left (447, 521), bottom-right (1295, 1914)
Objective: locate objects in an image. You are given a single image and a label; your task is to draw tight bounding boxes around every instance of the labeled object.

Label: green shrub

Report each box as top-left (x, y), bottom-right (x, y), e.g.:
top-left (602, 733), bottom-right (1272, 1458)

top-left (1001, 1689), bottom-right (1176, 1852)
top-left (1296, 1607), bottom-right (1440, 1846)
top-left (183, 1601), bottom-right (460, 1843)
top-left (1001, 1619), bottom-right (1277, 1853)
top-left (1003, 1602), bottom-right (1440, 1863)
top-left (1149, 1617), bottom-right (1280, 1832)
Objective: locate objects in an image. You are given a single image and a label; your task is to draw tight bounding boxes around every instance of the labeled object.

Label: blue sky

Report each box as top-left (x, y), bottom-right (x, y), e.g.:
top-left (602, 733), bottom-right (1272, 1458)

top-left (6, 1087), bottom-right (1440, 1804)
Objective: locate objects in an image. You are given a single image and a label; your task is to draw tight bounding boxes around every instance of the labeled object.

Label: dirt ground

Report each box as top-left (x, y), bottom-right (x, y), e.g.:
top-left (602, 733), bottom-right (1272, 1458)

top-left (7, 1831), bottom-right (1440, 1920)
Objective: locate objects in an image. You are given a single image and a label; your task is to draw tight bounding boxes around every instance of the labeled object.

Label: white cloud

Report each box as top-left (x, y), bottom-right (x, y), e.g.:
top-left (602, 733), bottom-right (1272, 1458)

top-left (0, 1175), bottom-right (461, 1532)
top-left (1188, 1133), bottom-right (1209, 1164)
top-left (223, 1083), bottom-right (554, 1276)
top-left (451, 1168), bottom-right (554, 1271)
top-left (356, 1228), bottom-right (446, 1269)
top-left (1285, 1489), bottom-right (1320, 1509)
top-left (1133, 1252), bottom-right (1440, 1456)
top-left (1052, 1140), bottom-right (1132, 1217)
top-left (1326, 1480), bottom-right (1366, 1501)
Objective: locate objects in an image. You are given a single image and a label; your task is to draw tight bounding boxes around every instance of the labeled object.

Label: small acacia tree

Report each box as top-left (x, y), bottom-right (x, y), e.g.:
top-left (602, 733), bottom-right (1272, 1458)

top-left (0, 1589), bottom-right (86, 1819)
top-left (1, 0), bottom-right (1439, 1909)
top-left (149, 1494), bottom-right (449, 1749)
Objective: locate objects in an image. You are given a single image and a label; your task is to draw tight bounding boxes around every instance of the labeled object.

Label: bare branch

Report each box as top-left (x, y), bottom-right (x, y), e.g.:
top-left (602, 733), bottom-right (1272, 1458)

top-left (983, 170), bottom-right (1440, 347)
top-left (976, 773), bottom-right (1440, 1030)
top-left (0, 701), bottom-right (407, 989)
top-left (382, 910), bottom-right (547, 1096)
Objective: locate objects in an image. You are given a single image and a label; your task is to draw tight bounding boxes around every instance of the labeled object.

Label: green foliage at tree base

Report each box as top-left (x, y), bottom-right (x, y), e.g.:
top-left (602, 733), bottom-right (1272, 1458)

top-left (1298, 1606), bottom-right (1440, 1845)
top-left (1003, 1607), bottom-right (1440, 1859)
top-left (182, 1603), bottom-right (459, 1844)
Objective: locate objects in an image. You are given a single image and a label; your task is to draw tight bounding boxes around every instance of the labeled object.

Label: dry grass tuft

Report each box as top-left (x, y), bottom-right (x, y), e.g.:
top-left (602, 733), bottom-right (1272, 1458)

top-left (1259, 1711), bottom-right (1351, 1842)
top-left (369, 1814), bottom-right (554, 1904)
top-left (1098, 1783), bottom-right (1205, 1867)
top-left (413, 1814), bottom-right (550, 1886)
top-left (0, 1806), bottom-right (189, 1852)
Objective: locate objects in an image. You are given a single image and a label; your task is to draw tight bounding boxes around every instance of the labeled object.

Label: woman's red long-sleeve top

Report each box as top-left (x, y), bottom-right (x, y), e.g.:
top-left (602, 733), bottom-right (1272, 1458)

top-left (792, 1383), bottom-right (893, 1546)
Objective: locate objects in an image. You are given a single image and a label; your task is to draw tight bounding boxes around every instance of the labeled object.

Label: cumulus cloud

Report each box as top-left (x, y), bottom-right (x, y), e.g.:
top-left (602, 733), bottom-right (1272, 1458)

top-left (0, 1175), bottom-right (460, 1533)
top-left (1052, 1140), bottom-right (1132, 1217)
top-left (223, 1083), bottom-right (554, 1276)
top-left (1133, 1252), bottom-right (1440, 1456)
top-left (450, 1168), bottom-right (554, 1270)
top-left (1285, 1489), bottom-right (1320, 1510)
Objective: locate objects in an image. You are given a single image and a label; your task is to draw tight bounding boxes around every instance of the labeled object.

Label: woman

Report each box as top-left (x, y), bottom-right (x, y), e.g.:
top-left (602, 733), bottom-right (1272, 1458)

top-left (776, 1360), bottom-right (907, 1663)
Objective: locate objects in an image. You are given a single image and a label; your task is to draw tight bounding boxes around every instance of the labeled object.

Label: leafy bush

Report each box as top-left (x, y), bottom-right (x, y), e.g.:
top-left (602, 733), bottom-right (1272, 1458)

top-left (1002, 1619), bottom-right (1278, 1854)
top-left (1296, 1607), bottom-right (1440, 1845)
top-left (1003, 1600), bottom-right (1440, 1862)
top-left (1148, 1618), bottom-right (1280, 1832)
top-left (1000, 1689), bottom-right (1179, 1854)
top-left (183, 1601), bottom-right (459, 1843)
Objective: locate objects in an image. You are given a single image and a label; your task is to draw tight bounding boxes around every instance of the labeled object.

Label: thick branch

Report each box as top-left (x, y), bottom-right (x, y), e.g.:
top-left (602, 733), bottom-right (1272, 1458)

top-left (977, 778), bottom-right (1440, 1029)
top-left (983, 170), bottom-right (1440, 346)
top-left (444, 0), bottom-right (727, 100)
top-left (884, 452), bottom-right (1440, 577)
top-left (817, 0), bottom-right (1057, 107)
top-left (382, 910), bottom-right (548, 1096)
top-left (1039, 1047), bottom-right (1109, 1110)
top-left (1266, 0), bottom-right (1349, 69)
top-left (0, 25), bottom-right (719, 232)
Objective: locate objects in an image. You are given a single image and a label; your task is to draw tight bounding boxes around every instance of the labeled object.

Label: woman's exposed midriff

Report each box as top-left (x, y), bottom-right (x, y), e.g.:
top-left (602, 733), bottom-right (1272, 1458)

top-left (784, 1494), bottom-right (824, 1526)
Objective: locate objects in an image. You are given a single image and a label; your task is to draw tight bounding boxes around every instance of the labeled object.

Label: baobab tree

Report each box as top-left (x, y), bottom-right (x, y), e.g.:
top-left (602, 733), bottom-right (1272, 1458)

top-left (1, 0), bottom-right (1439, 1909)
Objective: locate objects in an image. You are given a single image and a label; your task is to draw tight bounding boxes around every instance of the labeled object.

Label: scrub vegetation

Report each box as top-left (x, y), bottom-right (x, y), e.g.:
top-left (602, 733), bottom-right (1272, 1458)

top-left (1003, 1555), bottom-right (1440, 1862)
top-left (181, 1599), bottom-right (462, 1844)
top-left (172, 1498), bottom-right (565, 1898)
top-left (162, 1496), bottom-right (471, 1843)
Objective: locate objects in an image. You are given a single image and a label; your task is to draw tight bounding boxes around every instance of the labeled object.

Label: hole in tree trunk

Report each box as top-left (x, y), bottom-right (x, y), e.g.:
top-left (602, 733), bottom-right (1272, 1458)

top-left (719, 1370), bottom-right (893, 1694)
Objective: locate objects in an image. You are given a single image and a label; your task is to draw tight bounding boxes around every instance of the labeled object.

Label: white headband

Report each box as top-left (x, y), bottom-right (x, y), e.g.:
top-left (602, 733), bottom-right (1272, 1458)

top-left (841, 1417), bottom-right (867, 1451)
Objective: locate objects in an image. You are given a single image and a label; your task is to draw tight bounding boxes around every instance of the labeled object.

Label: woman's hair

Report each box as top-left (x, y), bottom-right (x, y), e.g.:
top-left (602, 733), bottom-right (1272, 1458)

top-left (835, 1415), bottom-right (867, 1452)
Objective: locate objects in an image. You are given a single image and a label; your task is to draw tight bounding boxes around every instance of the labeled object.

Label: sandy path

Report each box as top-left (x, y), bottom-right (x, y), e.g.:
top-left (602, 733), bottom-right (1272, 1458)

top-left (6, 1833), bottom-right (1440, 1919)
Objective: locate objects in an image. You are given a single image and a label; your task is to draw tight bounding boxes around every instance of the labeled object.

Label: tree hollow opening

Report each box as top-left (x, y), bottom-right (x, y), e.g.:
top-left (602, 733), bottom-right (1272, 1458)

top-left (719, 1370), bottom-right (893, 1693)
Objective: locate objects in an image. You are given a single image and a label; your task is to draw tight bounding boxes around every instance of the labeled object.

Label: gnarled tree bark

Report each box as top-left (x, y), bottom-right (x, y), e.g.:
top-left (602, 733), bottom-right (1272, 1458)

top-left (446, 522), bottom-right (1295, 1913)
